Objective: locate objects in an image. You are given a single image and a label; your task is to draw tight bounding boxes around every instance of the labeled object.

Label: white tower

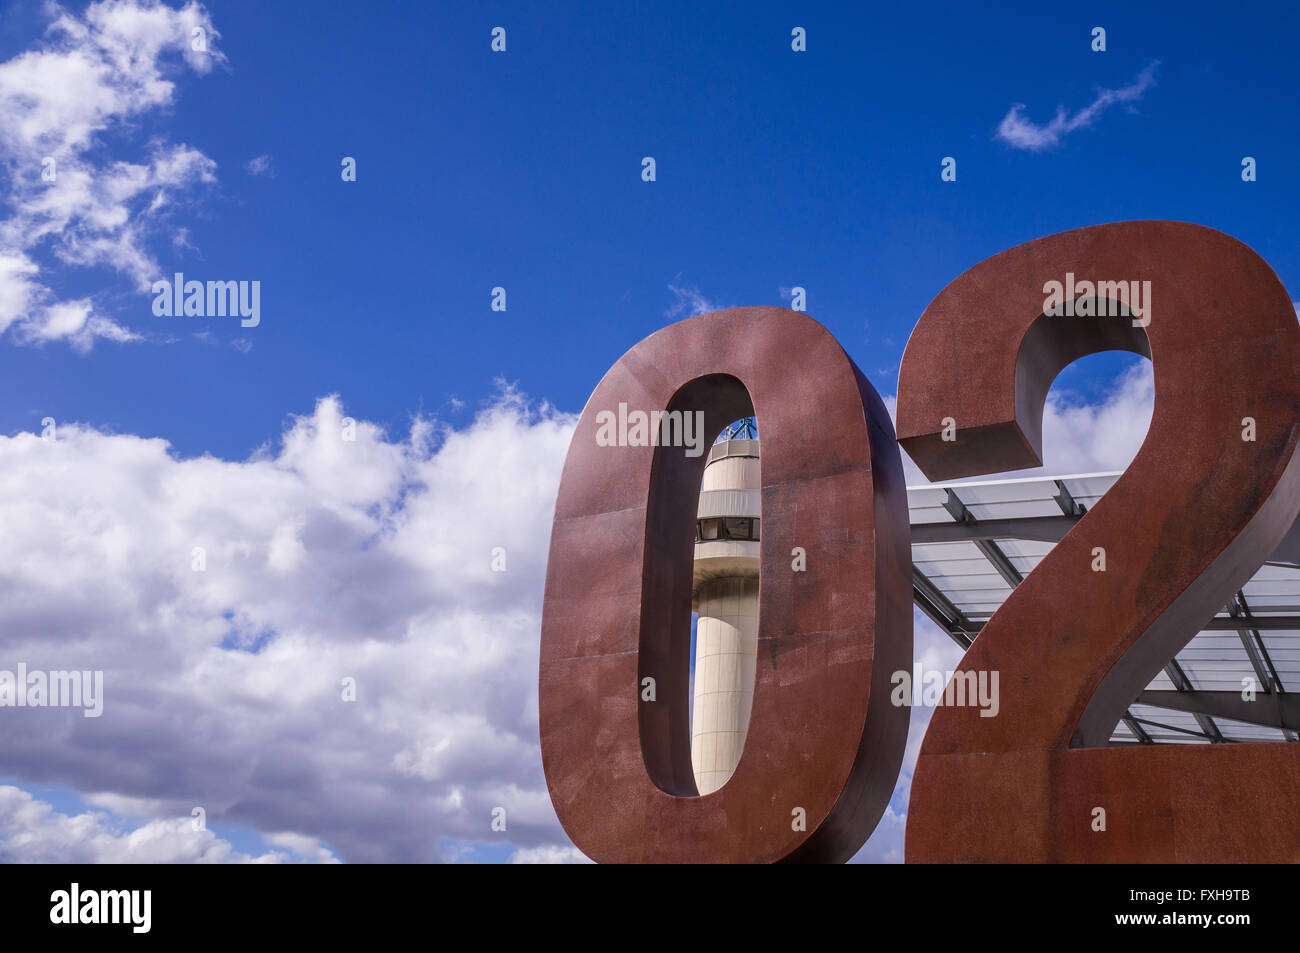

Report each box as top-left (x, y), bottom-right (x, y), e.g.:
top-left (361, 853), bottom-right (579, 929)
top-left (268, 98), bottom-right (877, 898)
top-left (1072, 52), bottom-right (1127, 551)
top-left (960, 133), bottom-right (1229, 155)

top-left (691, 435), bottom-right (761, 795)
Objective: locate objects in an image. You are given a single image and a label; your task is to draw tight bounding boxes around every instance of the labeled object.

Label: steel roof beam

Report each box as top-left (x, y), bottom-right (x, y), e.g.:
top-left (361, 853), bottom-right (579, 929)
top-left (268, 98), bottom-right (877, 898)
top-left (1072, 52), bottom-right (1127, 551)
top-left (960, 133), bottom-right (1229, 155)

top-left (1128, 716), bottom-right (1236, 743)
top-left (1053, 479), bottom-right (1087, 518)
top-left (920, 615), bottom-right (1300, 636)
top-left (1164, 660), bottom-right (1225, 742)
top-left (1121, 713), bottom-right (1153, 744)
top-left (1137, 689), bottom-right (1300, 732)
top-left (912, 515), bottom-right (1080, 544)
top-left (912, 568), bottom-right (975, 649)
top-left (939, 488), bottom-right (1025, 589)
top-left (1230, 591), bottom-right (1296, 740)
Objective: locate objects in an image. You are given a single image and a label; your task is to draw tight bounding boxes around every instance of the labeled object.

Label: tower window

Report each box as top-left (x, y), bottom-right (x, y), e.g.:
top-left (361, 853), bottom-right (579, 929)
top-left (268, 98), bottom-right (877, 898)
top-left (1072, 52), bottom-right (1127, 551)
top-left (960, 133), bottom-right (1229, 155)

top-left (695, 517), bottom-right (759, 542)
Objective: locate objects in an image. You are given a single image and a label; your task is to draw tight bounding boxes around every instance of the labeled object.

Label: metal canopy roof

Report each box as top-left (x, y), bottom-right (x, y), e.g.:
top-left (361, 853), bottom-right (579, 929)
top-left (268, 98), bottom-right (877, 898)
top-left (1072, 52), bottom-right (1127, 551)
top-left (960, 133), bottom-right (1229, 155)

top-left (908, 472), bottom-right (1300, 745)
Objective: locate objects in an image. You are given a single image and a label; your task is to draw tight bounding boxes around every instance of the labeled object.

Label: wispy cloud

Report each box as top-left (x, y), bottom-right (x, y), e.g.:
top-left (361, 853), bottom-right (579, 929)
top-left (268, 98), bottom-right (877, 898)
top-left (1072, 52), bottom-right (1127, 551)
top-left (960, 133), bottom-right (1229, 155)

top-left (995, 63), bottom-right (1159, 152)
top-left (0, 0), bottom-right (223, 351)
top-left (665, 277), bottom-right (721, 320)
top-left (245, 154), bottom-right (275, 178)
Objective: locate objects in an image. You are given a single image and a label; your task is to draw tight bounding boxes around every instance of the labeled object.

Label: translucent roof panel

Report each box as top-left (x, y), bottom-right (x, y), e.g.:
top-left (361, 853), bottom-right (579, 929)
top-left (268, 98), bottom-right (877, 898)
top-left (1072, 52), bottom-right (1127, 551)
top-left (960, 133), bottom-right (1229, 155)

top-left (1209, 718), bottom-right (1288, 743)
top-left (1261, 633), bottom-right (1300, 690)
top-left (941, 482), bottom-right (1062, 521)
top-left (908, 486), bottom-right (955, 525)
top-left (1056, 473), bottom-right (1121, 505)
top-left (1123, 706), bottom-right (1212, 744)
top-left (990, 539), bottom-right (1051, 577)
top-left (907, 471), bottom-right (1300, 746)
top-left (1175, 633), bottom-right (1257, 692)
top-left (1111, 720), bottom-right (1138, 742)
top-left (1144, 670), bottom-right (1177, 691)
top-left (1241, 564), bottom-right (1300, 613)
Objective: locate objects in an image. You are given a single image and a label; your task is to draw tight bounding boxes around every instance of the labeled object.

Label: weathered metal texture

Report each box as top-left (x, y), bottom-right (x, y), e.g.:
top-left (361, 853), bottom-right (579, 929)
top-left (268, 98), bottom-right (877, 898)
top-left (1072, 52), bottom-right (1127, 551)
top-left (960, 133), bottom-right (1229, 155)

top-left (898, 221), bottom-right (1300, 862)
top-left (540, 307), bottom-right (912, 863)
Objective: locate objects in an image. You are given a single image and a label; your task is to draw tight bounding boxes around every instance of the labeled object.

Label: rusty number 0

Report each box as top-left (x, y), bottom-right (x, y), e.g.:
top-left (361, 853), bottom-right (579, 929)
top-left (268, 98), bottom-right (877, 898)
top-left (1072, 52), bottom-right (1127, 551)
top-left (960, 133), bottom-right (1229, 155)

top-left (538, 308), bottom-right (911, 862)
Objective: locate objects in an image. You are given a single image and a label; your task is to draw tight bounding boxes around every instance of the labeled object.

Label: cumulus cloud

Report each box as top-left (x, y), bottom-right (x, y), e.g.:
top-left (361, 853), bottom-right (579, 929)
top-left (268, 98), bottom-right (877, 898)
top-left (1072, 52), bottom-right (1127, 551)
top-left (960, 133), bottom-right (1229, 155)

top-left (0, 0), bottom-right (222, 350)
top-left (0, 387), bottom-right (578, 862)
top-left (0, 253), bottom-right (41, 334)
top-left (996, 63), bottom-right (1158, 151)
top-left (1032, 362), bottom-right (1152, 475)
top-left (12, 296), bottom-right (139, 352)
top-left (0, 785), bottom-right (334, 863)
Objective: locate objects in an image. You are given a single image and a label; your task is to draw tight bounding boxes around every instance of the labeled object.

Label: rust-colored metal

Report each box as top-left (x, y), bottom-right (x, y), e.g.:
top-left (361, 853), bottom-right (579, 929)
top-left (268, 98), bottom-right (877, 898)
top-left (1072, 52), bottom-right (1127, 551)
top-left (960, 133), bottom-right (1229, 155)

top-left (898, 221), bottom-right (1300, 862)
top-left (540, 307), bottom-right (912, 863)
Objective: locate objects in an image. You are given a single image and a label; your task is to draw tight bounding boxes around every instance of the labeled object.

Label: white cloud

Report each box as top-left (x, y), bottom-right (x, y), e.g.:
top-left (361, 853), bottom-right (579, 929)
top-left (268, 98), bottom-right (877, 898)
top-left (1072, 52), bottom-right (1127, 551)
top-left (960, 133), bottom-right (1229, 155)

top-left (0, 387), bottom-right (579, 862)
top-left (13, 296), bottom-right (140, 353)
top-left (0, 1), bottom-right (222, 351)
top-left (245, 154), bottom-right (275, 178)
top-left (0, 252), bottom-right (41, 334)
top-left (0, 785), bottom-right (334, 863)
top-left (509, 845), bottom-right (592, 864)
top-left (1032, 362), bottom-right (1152, 475)
top-left (261, 831), bottom-right (342, 864)
top-left (665, 278), bottom-right (721, 320)
top-left (996, 63), bottom-right (1158, 151)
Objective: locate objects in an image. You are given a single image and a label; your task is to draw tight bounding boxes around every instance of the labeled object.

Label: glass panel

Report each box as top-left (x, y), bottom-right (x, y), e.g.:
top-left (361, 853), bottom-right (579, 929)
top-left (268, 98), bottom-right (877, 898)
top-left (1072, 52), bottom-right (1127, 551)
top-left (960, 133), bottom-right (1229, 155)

top-left (724, 517), bottom-right (750, 539)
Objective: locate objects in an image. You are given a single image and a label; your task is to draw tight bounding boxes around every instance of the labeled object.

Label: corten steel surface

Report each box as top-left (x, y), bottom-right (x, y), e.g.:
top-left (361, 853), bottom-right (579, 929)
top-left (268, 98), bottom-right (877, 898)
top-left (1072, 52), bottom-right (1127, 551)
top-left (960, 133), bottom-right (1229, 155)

top-left (897, 221), bottom-right (1300, 862)
top-left (539, 307), bottom-right (912, 863)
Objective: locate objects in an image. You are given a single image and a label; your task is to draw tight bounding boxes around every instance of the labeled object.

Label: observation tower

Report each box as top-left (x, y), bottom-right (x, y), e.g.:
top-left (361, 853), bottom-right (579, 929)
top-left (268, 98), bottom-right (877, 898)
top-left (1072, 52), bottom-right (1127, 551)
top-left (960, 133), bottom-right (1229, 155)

top-left (690, 418), bottom-right (760, 794)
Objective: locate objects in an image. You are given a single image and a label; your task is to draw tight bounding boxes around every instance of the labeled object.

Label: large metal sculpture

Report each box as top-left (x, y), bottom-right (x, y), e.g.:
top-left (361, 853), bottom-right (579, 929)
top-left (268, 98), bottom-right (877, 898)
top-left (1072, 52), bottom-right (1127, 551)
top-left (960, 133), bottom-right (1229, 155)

top-left (538, 307), bottom-right (912, 862)
top-left (540, 221), bottom-right (1300, 862)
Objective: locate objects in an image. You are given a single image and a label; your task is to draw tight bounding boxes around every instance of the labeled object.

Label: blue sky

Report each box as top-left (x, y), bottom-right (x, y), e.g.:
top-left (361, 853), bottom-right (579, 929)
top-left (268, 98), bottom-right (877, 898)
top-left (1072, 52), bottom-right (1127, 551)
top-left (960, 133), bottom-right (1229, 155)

top-left (3, 0), bottom-right (1298, 454)
top-left (0, 0), bottom-right (1295, 864)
